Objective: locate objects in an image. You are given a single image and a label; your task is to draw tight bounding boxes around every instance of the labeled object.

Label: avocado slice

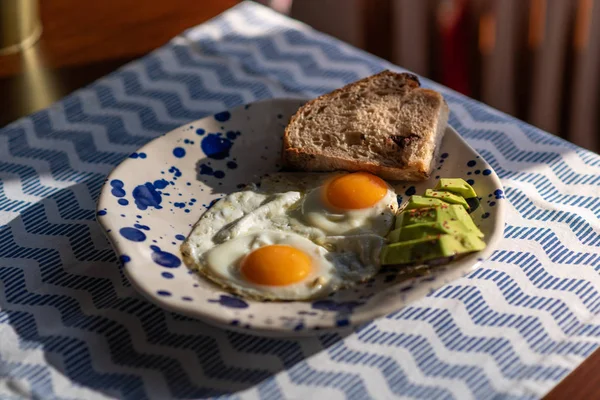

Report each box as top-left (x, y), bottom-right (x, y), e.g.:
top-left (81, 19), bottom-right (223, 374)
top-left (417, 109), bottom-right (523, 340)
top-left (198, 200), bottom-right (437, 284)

top-left (396, 207), bottom-right (443, 229)
top-left (396, 205), bottom-right (460, 229)
top-left (404, 195), bottom-right (450, 210)
top-left (388, 220), bottom-right (478, 242)
top-left (395, 205), bottom-right (483, 237)
top-left (381, 233), bottom-right (486, 265)
top-left (387, 227), bottom-right (402, 243)
top-left (388, 222), bottom-right (448, 242)
top-left (387, 223), bottom-right (442, 242)
top-left (441, 220), bottom-right (480, 237)
top-left (425, 189), bottom-right (470, 210)
top-left (451, 204), bottom-right (484, 237)
top-left (435, 178), bottom-right (477, 198)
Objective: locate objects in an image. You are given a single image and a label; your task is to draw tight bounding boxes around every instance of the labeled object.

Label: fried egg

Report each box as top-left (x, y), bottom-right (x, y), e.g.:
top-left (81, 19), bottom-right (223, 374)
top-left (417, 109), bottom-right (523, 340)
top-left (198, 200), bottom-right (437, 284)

top-left (181, 171), bottom-right (397, 300)
top-left (300, 172), bottom-right (397, 236)
top-left (201, 230), bottom-right (381, 300)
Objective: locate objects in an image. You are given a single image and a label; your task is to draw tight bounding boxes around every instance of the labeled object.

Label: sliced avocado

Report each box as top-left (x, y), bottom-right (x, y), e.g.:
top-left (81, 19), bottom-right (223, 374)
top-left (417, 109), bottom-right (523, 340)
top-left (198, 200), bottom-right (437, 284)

top-left (394, 205), bottom-right (483, 237)
top-left (381, 233), bottom-right (486, 265)
top-left (394, 220), bottom-right (479, 242)
top-left (451, 204), bottom-right (484, 237)
top-left (388, 222), bottom-right (446, 242)
top-left (435, 178), bottom-right (477, 198)
top-left (425, 189), bottom-right (470, 210)
top-left (395, 205), bottom-right (460, 229)
top-left (387, 227), bottom-right (402, 243)
top-left (458, 234), bottom-right (487, 252)
top-left (388, 220), bottom-right (477, 242)
top-left (404, 195), bottom-right (450, 210)
top-left (441, 220), bottom-right (480, 237)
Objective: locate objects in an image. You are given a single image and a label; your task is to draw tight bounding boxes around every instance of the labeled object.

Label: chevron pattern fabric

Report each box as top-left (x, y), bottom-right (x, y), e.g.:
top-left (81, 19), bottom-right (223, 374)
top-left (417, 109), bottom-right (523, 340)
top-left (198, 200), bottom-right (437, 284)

top-left (1, 2), bottom-right (600, 399)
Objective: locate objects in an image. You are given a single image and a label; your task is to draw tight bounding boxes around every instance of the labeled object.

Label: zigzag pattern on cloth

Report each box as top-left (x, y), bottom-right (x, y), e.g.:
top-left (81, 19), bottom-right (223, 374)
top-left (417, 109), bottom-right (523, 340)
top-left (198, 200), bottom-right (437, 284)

top-left (1, 2), bottom-right (600, 399)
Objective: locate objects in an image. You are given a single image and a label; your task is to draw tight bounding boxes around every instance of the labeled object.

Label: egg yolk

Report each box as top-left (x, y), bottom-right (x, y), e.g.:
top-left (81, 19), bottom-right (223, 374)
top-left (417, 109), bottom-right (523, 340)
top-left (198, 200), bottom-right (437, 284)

top-left (324, 172), bottom-right (388, 209)
top-left (240, 245), bottom-right (312, 286)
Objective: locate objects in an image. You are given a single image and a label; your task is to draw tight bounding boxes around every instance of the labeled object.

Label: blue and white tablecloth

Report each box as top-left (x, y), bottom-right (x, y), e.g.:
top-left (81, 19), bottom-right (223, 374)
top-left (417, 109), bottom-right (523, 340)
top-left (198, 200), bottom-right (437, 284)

top-left (2, 2), bottom-right (600, 399)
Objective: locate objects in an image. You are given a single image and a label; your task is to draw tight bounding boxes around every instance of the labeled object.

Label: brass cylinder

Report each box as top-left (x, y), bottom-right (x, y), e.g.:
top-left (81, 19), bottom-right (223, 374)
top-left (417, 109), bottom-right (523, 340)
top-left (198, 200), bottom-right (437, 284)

top-left (0, 0), bottom-right (42, 55)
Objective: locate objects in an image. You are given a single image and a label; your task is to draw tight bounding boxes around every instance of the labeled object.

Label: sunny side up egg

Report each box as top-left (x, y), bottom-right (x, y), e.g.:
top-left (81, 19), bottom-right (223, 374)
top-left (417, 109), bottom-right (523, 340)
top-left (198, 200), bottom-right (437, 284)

top-left (203, 231), bottom-right (349, 300)
top-left (181, 172), bottom-right (399, 301)
top-left (301, 172), bottom-right (397, 236)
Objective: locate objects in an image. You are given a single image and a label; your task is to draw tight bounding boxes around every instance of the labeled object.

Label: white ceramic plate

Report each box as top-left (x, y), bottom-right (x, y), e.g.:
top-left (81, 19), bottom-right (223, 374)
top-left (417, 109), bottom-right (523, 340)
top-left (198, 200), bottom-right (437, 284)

top-left (97, 98), bottom-right (506, 336)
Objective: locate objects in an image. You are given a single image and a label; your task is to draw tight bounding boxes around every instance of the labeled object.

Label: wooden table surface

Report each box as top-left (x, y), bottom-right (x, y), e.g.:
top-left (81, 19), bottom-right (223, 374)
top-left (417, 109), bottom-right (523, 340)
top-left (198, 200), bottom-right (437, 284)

top-left (0, 1), bottom-right (597, 398)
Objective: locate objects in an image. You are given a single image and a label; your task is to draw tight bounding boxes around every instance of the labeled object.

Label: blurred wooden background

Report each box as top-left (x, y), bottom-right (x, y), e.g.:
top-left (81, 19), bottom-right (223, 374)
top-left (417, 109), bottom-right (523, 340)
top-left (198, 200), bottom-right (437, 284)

top-left (287, 0), bottom-right (600, 152)
top-left (0, 0), bottom-right (238, 127)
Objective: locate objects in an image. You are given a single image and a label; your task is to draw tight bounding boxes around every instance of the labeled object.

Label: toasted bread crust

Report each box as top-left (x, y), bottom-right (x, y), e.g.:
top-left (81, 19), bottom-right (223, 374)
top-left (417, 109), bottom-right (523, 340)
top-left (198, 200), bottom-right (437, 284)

top-left (282, 70), bottom-right (448, 181)
top-left (283, 147), bottom-right (429, 181)
top-left (282, 70), bottom-right (420, 156)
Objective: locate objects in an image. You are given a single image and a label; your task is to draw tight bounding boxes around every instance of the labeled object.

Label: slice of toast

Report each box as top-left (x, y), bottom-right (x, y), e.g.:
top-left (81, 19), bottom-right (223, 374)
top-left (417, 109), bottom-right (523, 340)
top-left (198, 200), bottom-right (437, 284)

top-left (282, 70), bottom-right (449, 181)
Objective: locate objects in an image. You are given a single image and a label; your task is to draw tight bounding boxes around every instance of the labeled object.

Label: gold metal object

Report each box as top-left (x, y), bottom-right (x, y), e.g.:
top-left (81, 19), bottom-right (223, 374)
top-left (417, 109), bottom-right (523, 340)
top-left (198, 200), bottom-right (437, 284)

top-left (0, 0), bottom-right (42, 55)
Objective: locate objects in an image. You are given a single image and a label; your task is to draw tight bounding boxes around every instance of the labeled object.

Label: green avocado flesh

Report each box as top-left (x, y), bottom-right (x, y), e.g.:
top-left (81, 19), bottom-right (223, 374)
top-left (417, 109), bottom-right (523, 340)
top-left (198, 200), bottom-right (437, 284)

top-left (396, 204), bottom-right (464, 229)
top-left (404, 195), bottom-right (449, 210)
top-left (451, 203), bottom-right (484, 237)
top-left (387, 220), bottom-right (476, 242)
top-left (425, 189), bottom-right (470, 210)
top-left (387, 223), bottom-right (444, 242)
top-left (435, 178), bottom-right (477, 199)
top-left (385, 179), bottom-right (486, 266)
top-left (381, 234), bottom-right (486, 265)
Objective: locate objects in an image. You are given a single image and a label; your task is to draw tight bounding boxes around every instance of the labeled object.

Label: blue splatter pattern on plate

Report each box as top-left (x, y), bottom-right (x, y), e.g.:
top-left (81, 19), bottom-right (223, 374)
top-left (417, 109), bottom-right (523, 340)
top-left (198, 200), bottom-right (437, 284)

top-left (97, 98), bottom-right (505, 336)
